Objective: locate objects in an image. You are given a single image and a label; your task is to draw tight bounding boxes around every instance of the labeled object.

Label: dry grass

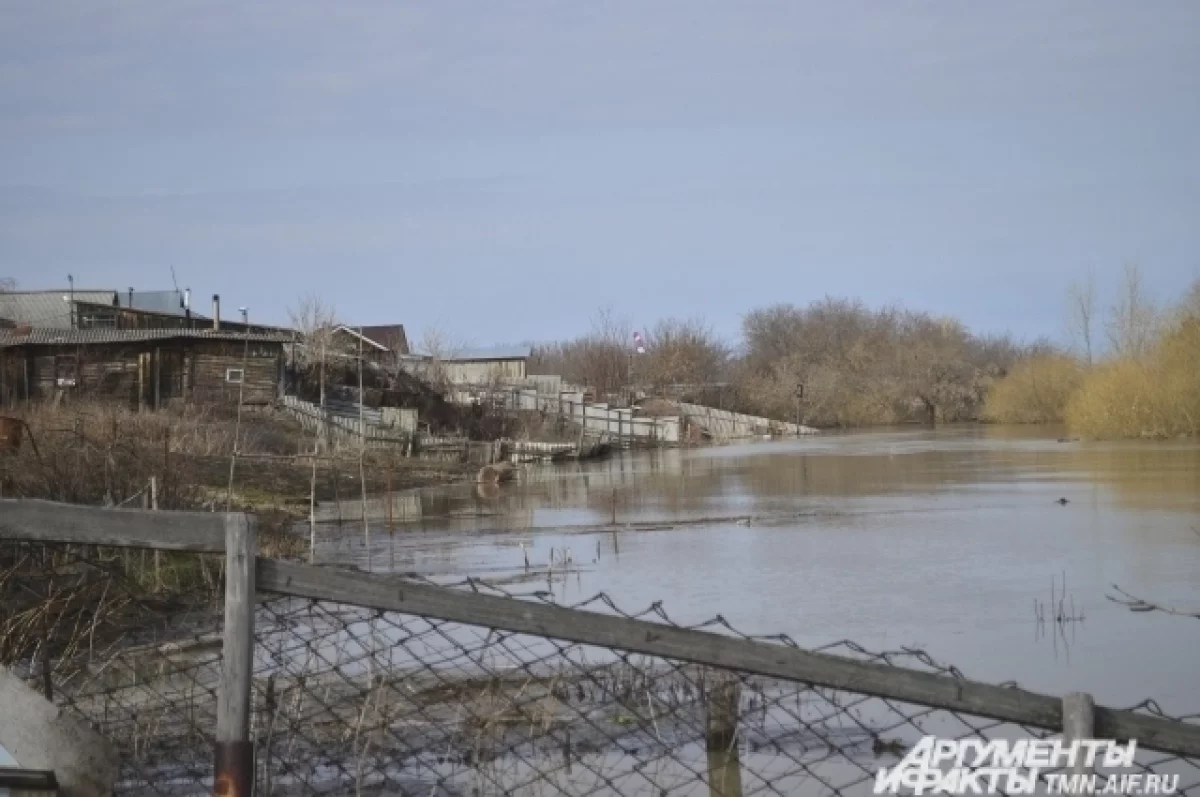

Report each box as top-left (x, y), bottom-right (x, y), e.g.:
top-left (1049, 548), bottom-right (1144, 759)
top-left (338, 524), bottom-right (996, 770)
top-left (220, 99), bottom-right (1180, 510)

top-left (1066, 317), bottom-right (1200, 438)
top-left (0, 400), bottom-right (302, 507)
top-left (982, 354), bottom-right (1086, 424)
top-left (1, 400), bottom-right (471, 511)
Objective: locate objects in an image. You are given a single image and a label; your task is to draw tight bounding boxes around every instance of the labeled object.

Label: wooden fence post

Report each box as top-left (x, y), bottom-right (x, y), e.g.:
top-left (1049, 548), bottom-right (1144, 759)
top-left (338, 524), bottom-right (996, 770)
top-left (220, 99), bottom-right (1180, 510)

top-left (215, 513), bottom-right (256, 797)
top-left (1063, 692), bottom-right (1096, 786)
top-left (706, 672), bottom-right (745, 797)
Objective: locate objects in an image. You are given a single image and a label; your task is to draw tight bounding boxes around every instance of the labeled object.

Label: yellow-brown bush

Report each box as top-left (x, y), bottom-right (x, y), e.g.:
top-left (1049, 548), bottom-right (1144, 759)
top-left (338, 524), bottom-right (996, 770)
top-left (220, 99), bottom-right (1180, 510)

top-left (1066, 317), bottom-right (1200, 438)
top-left (982, 354), bottom-right (1085, 424)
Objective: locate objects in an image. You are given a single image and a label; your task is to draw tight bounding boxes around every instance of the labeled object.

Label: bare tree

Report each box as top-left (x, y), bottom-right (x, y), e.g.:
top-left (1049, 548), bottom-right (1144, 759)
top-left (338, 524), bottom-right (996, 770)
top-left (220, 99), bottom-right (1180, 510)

top-left (583, 307), bottom-right (632, 398)
top-left (1066, 274), bottom-right (1097, 365)
top-left (1106, 263), bottom-right (1159, 359)
top-left (288, 294), bottom-right (338, 563)
top-left (735, 298), bottom-right (1016, 427)
top-left (640, 317), bottom-right (728, 394)
top-left (416, 324), bottom-right (467, 390)
top-left (288, 294), bottom-right (340, 403)
top-left (0, 277), bottom-right (15, 292)
top-left (529, 307), bottom-right (632, 398)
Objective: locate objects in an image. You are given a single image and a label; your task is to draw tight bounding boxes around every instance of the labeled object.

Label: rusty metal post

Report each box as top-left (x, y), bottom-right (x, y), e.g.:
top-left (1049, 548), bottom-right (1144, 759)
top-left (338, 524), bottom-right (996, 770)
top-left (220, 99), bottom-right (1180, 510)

top-left (214, 742), bottom-right (254, 797)
top-left (214, 513), bottom-right (256, 797)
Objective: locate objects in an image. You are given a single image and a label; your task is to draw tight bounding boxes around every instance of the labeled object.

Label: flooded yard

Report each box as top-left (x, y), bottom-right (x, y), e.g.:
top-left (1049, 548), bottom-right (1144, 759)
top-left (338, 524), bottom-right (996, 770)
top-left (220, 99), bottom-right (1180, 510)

top-left (310, 425), bottom-right (1200, 712)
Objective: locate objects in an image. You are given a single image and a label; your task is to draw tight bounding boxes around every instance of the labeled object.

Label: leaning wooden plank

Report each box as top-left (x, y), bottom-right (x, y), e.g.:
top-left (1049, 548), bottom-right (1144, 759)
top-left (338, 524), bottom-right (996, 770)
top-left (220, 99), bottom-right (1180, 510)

top-left (0, 498), bottom-right (228, 551)
top-left (0, 664), bottom-right (117, 797)
top-left (258, 559), bottom-right (1200, 758)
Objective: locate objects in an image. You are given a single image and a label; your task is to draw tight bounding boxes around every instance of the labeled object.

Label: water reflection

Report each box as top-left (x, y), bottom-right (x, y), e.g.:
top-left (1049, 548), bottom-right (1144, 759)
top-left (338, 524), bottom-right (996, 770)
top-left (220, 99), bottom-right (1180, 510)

top-left (308, 426), bottom-right (1200, 710)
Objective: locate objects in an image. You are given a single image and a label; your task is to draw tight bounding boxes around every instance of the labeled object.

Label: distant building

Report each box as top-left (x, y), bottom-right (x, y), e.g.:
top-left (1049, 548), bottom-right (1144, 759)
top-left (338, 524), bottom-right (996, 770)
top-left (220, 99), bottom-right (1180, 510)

top-left (357, 324), bottom-right (409, 355)
top-left (438, 345), bottom-right (531, 385)
top-left (330, 324), bottom-right (409, 360)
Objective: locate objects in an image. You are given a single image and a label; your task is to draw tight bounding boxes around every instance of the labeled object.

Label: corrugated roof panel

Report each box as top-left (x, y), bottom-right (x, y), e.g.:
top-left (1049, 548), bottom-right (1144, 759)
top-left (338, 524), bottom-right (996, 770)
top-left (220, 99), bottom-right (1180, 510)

top-left (0, 328), bottom-right (291, 348)
top-left (0, 291), bottom-right (116, 328)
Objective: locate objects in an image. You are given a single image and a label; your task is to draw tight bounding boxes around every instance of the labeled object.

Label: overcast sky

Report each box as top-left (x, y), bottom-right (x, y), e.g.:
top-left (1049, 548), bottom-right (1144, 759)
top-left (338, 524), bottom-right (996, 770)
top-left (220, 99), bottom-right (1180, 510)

top-left (2, 2), bottom-right (1198, 346)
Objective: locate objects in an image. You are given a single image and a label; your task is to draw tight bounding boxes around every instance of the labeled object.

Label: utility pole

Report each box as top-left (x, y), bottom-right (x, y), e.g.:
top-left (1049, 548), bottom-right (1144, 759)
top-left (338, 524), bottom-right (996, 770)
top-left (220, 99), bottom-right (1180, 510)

top-left (794, 383), bottom-right (805, 432)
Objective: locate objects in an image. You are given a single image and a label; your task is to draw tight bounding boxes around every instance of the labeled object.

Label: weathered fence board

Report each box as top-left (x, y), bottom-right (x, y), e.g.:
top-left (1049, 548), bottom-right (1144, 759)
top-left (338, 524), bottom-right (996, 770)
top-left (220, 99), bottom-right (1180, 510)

top-left (255, 559), bottom-right (1200, 759)
top-left (0, 498), bottom-right (227, 552)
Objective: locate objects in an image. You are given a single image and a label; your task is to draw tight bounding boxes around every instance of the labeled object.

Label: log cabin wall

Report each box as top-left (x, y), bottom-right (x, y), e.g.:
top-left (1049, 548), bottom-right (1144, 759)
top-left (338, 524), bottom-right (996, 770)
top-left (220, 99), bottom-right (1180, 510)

top-left (0, 339), bottom-right (282, 408)
top-left (0, 349), bottom-right (25, 406)
top-left (187, 340), bottom-right (281, 406)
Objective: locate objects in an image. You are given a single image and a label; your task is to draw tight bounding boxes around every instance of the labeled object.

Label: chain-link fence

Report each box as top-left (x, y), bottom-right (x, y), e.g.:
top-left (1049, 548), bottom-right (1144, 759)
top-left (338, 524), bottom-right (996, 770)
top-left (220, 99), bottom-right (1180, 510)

top-left (2, 503), bottom-right (1199, 797)
top-left (245, 579), bottom-right (1200, 797)
top-left (0, 537), bottom-right (223, 794)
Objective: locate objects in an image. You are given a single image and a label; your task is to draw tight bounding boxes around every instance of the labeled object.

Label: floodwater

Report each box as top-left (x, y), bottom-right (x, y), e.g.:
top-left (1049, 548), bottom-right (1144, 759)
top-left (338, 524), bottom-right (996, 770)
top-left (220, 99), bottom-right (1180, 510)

top-left (312, 425), bottom-right (1200, 713)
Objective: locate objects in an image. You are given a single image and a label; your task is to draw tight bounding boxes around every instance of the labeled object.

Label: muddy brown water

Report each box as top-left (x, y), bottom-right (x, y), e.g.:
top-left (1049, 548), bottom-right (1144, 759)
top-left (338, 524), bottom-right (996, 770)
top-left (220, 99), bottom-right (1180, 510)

top-left (310, 425), bottom-right (1200, 713)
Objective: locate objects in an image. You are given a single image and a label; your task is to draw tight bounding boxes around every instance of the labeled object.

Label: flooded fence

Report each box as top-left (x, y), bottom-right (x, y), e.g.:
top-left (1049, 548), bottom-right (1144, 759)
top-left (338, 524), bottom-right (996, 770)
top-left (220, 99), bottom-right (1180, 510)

top-left (2, 499), bottom-right (1200, 796)
top-left (675, 403), bottom-right (819, 441)
top-left (451, 386), bottom-right (683, 445)
top-left (450, 386), bottom-right (827, 445)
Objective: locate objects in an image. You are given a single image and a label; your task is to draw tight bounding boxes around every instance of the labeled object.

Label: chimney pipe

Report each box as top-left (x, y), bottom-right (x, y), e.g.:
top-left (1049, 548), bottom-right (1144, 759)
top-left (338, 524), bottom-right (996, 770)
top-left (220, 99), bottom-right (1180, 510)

top-left (184, 288), bottom-right (191, 319)
top-left (212, 294), bottom-right (220, 330)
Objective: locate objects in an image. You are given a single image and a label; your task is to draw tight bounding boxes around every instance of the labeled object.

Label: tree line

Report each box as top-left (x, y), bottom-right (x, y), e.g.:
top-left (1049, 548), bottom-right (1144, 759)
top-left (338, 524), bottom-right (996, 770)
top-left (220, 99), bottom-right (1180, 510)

top-left (530, 299), bottom-right (1042, 428)
top-left (986, 266), bottom-right (1200, 438)
top-left (530, 266), bottom-right (1200, 438)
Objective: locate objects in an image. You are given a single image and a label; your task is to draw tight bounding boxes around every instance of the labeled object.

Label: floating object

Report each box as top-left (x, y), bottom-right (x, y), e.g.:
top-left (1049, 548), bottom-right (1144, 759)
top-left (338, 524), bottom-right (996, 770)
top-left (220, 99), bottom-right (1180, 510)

top-left (476, 462), bottom-right (516, 485)
top-left (1056, 497), bottom-right (1069, 505)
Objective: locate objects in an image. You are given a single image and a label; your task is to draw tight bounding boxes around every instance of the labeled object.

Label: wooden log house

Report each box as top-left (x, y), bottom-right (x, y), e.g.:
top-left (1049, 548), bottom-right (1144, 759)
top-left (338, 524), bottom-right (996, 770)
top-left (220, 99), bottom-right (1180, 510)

top-left (0, 328), bottom-right (289, 409)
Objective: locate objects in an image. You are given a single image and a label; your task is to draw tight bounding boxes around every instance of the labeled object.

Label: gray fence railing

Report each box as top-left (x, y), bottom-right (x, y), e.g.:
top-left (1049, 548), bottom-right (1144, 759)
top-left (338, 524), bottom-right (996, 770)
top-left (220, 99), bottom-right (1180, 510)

top-left (1, 498), bottom-right (1198, 797)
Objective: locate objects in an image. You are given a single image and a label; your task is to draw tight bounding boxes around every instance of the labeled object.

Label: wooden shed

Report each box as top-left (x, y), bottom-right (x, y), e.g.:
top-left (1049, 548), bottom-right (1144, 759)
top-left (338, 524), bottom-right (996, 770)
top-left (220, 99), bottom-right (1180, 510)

top-left (0, 328), bottom-right (289, 409)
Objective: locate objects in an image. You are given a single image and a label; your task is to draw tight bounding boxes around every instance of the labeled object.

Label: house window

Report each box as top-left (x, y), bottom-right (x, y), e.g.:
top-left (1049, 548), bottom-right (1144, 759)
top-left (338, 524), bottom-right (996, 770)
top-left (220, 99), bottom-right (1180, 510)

top-left (225, 368), bottom-right (245, 384)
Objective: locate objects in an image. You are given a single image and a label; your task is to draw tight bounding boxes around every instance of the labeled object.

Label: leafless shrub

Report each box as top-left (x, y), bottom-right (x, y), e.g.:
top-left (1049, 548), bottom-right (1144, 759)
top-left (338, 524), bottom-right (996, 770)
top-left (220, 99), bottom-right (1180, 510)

top-left (1106, 263), bottom-right (1160, 360)
top-left (1066, 273), bottom-right (1098, 365)
top-left (735, 298), bottom-right (1025, 426)
top-left (637, 318), bottom-right (729, 395)
top-left (530, 307), bottom-right (632, 397)
top-left (414, 323), bottom-right (467, 391)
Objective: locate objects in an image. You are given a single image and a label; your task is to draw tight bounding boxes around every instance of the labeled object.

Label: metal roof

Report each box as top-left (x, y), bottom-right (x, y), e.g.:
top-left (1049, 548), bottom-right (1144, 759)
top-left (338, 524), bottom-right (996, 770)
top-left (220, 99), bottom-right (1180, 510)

top-left (0, 290), bottom-right (116, 328)
top-left (117, 289), bottom-right (187, 315)
top-left (441, 345), bottom-right (532, 361)
top-left (0, 328), bottom-right (291, 348)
